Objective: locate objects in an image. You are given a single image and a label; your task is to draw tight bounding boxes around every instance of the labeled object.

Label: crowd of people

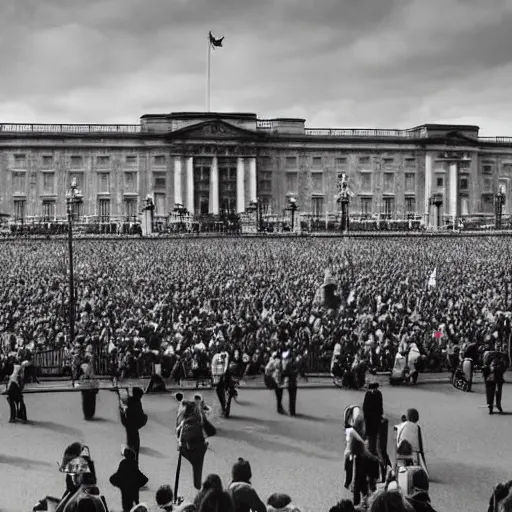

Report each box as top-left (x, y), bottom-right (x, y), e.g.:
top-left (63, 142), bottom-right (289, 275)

top-left (1, 236), bottom-right (512, 510)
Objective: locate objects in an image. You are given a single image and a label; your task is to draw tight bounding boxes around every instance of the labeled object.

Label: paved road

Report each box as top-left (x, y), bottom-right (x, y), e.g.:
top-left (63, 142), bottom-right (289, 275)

top-left (1, 384), bottom-right (509, 512)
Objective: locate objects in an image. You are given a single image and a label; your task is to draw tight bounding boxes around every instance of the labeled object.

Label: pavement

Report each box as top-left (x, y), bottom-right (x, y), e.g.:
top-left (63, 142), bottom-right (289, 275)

top-left (21, 370), bottom-right (512, 394)
top-left (1, 382), bottom-right (509, 512)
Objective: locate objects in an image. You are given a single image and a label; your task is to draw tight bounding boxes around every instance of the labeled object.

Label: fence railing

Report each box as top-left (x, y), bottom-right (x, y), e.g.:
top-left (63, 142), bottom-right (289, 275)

top-left (0, 124), bottom-right (141, 134)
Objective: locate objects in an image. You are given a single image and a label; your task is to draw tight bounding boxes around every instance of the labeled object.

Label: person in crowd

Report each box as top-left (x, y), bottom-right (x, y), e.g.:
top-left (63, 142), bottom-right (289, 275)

top-left (4, 360), bottom-right (28, 423)
top-left (266, 493), bottom-right (302, 512)
top-left (210, 344), bottom-right (230, 416)
top-left (265, 351), bottom-right (285, 415)
top-left (120, 387), bottom-right (148, 460)
top-left (194, 474), bottom-right (224, 509)
top-left (281, 346), bottom-right (299, 416)
top-left (368, 490), bottom-right (412, 512)
top-left (109, 446), bottom-right (148, 512)
top-left (195, 486), bottom-right (235, 512)
top-left (403, 468), bottom-right (438, 512)
top-left (228, 457), bottom-right (267, 512)
top-left (328, 500), bottom-right (354, 512)
top-left (362, 381), bottom-right (384, 456)
top-left (461, 340), bottom-right (479, 392)
top-left (483, 353), bottom-right (507, 414)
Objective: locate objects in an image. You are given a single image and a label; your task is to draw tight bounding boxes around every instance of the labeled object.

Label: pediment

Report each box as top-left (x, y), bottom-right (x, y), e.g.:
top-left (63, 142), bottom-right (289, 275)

top-left (169, 120), bottom-right (263, 140)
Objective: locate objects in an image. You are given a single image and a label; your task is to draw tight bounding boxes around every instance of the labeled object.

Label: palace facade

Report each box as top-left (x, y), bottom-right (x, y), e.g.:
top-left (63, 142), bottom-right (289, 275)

top-left (1, 111), bottom-right (512, 227)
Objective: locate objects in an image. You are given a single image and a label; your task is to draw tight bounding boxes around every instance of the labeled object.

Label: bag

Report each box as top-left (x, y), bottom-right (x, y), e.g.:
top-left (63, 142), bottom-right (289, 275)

top-left (397, 465), bottom-right (427, 496)
top-left (264, 374), bottom-right (277, 390)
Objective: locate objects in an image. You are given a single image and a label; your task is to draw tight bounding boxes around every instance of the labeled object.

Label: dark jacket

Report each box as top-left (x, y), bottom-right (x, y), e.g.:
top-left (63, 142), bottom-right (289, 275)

top-left (228, 482), bottom-right (267, 512)
top-left (362, 389), bottom-right (383, 435)
top-left (123, 397), bottom-right (147, 430)
top-left (109, 458), bottom-right (148, 492)
top-left (406, 492), bottom-right (438, 512)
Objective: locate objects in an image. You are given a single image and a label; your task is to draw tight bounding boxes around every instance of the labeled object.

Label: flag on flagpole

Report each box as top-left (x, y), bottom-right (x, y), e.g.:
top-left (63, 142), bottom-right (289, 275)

top-left (427, 267), bottom-right (437, 288)
top-left (209, 31), bottom-right (224, 49)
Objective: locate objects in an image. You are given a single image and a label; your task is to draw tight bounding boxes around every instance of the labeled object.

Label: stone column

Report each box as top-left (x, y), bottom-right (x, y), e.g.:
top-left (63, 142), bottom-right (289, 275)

top-left (209, 156), bottom-right (219, 214)
top-left (236, 157), bottom-right (245, 213)
top-left (424, 153), bottom-right (432, 227)
top-left (249, 157), bottom-right (257, 203)
top-left (186, 157), bottom-right (194, 214)
top-left (173, 157), bottom-right (183, 206)
top-left (449, 162), bottom-right (458, 218)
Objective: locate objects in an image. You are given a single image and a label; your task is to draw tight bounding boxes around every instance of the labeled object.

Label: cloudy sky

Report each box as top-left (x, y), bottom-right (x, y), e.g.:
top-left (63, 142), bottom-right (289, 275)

top-left (1, 0), bottom-right (512, 135)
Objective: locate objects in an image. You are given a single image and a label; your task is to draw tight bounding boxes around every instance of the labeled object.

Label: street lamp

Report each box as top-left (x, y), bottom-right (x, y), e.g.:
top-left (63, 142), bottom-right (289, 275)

top-left (173, 202), bottom-right (188, 231)
top-left (65, 178), bottom-right (83, 346)
top-left (287, 197), bottom-right (299, 232)
top-left (336, 174), bottom-right (350, 233)
top-left (431, 194), bottom-right (443, 229)
top-left (495, 191), bottom-right (505, 230)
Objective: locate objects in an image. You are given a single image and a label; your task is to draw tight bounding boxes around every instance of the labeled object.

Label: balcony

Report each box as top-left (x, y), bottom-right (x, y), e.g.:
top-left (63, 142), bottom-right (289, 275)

top-left (304, 128), bottom-right (426, 138)
top-left (0, 124), bottom-right (141, 134)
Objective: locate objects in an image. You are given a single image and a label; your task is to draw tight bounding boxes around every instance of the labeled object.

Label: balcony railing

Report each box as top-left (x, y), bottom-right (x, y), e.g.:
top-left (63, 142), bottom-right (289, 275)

top-left (0, 124), bottom-right (141, 134)
top-left (479, 137), bottom-right (512, 144)
top-left (304, 128), bottom-right (427, 138)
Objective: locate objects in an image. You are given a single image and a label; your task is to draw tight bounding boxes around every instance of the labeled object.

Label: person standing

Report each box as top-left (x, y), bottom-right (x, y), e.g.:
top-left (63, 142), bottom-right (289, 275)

top-left (211, 344), bottom-right (230, 416)
top-left (362, 381), bottom-right (383, 456)
top-left (281, 348), bottom-right (299, 416)
top-left (121, 387), bottom-right (148, 459)
top-left (461, 341), bottom-right (478, 392)
top-left (482, 353), bottom-right (507, 414)
top-left (265, 351), bottom-right (285, 415)
top-left (5, 360), bottom-right (28, 423)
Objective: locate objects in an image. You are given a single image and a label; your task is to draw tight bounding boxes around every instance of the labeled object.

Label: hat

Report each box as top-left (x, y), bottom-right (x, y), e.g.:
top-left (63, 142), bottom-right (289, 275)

top-left (267, 493), bottom-right (292, 510)
top-left (411, 468), bottom-right (429, 492)
top-left (232, 457), bottom-right (252, 482)
top-left (368, 381), bottom-right (379, 390)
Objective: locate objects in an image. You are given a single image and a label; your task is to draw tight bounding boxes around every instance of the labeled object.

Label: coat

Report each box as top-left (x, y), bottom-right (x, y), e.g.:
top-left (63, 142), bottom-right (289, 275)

top-left (362, 389), bottom-right (383, 436)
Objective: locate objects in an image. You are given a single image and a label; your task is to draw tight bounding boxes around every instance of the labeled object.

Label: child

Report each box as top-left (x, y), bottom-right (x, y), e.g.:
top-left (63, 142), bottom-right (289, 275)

top-left (110, 446), bottom-right (148, 512)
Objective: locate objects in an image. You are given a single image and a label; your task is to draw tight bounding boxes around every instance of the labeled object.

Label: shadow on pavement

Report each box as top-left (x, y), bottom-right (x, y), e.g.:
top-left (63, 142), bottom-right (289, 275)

top-left (139, 446), bottom-right (167, 459)
top-left (0, 454), bottom-right (54, 469)
top-left (26, 420), bottom-right (84, 438)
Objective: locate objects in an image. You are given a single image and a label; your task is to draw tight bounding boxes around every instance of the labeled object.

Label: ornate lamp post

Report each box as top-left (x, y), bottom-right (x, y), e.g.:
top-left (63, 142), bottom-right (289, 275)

top-left (173, 202), bottom-right (188, 231)
top-left (65, 178), bottom-right (83, 346)
top-left (142, 195), bottom-right (155, 234)
top-left (287, 197), bottom-right (299, 232)
top-left (495, 191), bottom-right (505, 230)
top-left (431, 194), bottom-right (443, 229)
top-left (336, 173), bottom-right (350, 233)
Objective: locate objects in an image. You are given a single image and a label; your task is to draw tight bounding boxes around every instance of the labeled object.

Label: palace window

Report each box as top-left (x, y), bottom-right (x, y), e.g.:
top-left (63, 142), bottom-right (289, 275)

top-left (383, 173), bottom-right (394, 193)
top-left (405, 173), bottom-right (415, 193)
top-left (42, 155), bottom-right (53, 169)
top-left (405, 158), bottom-right (416, 167)
top-left (405, 196), bottom-right (416, 213)
top-left (312, 196), bottom-right (324, 217)
top-left (42, 200), bottom-right (56, 221)
top-left (125, 172), bottom-right (137, 193)
top-left (42, 172), bottom-right (55, 195)
top-left (483, 177), bottom-right (493, 193)
top-left (286, 172), bottom-right (298, 194)
top-left (482, 165), bottom-right (493, 174)
top-left (14, 199), bottom-right (25, 220)
top-left (154, 193), bottom-right (166, 216)
top-left (383, 158), bottom-right (394, 165)
top-left (382, 197), bottom-right (394, 218)
top-left (71, 156), bottom-right (83, 169)
top-left (153, 174), bottom-right (166, 189)
top-left (153, 155), bottom-right (166, 166)
top-left (96, 156), bottom-right (110, 167)
top-left (259, 156), bottom-right (271, 167)
top-left (124, 198), bottom-right (138, 220)
top-left (360, 197), bottom-right (372, 215)
top-left (335, 157), bottom-right (347, 167)
top-left (311, 172), bottom-right (323, 193)
top-left (12, 172), bottom-right (26, 194)
top-left (459, 161), bottom-right (470, 170)
top-left (98, 198), bottom-right (110, 221)
top-left (312, 157), bottom-right (322, 169)
top-left (125, 155), bottom-right (137, 167)
top-left (481, 194), bottom-right (494, 214)
top-left (220, 197), bottom-right (237, 213)
top-left (436, 177), bottom-right (444, 187)
top-left (258, 171), bottom-right (272, 193)
top-left (285, 156), bottom-right (297, 169)
top-left (14, 154), bottom-right (26, 168)
top-left (359, 156), bottom-right (370, 164)
top-left (360, 173), bottom-right (372, 192)
top-left (98, 173), bottom-right (110, 193)
top-left (460, 176), bottom-right (469, 190)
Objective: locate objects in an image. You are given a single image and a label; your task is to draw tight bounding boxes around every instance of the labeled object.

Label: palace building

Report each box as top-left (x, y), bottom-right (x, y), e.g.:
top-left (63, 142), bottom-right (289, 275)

top-left (0, 111), bottom-right (511, 227)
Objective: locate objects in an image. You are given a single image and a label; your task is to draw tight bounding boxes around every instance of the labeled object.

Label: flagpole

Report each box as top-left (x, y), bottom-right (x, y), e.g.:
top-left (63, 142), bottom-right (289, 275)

top-left (206, 36), bottom-right (211, 112)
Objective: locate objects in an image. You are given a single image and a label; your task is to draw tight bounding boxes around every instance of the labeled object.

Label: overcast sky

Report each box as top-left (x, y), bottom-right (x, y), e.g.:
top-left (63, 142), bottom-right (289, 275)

top-left (1, 0), bottom-right (512, 135)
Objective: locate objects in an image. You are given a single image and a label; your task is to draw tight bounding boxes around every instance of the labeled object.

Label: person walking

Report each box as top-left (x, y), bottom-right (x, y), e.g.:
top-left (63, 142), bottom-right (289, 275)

top-left (281, 348), bottom-right (299, 416)
top-left (211, 344), bottom-right (230, 416)
top-left (363, 381), bottom-right (384, 457)
top-left (482, 353), bottom-right (507, 414)
top-left (121, 387), bottom-right (148, 459)
top-left (265, 351), bottom-right (285, 415)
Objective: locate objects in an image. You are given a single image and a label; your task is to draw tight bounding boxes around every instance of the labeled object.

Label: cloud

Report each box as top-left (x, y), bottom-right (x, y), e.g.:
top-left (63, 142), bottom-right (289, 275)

top-left (1, 0), bottom-right (512, 135)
